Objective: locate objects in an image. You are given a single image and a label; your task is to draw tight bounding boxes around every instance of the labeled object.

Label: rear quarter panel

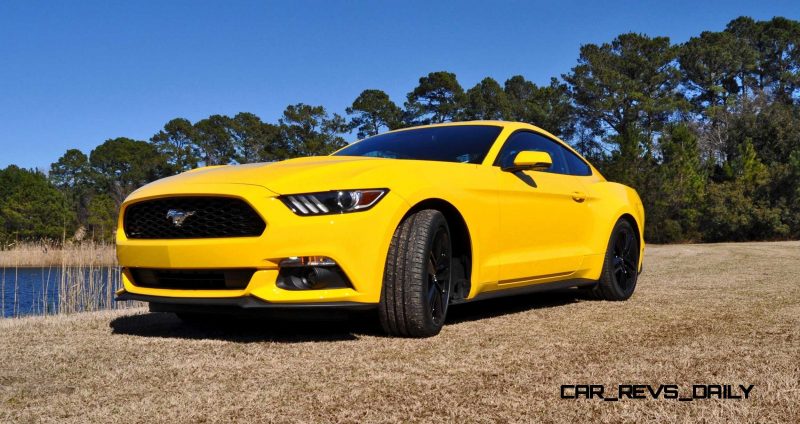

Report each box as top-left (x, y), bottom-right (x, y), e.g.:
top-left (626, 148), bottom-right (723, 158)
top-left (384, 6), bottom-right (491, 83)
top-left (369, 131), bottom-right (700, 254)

top-left (581, 180), bottom-right (646, 279)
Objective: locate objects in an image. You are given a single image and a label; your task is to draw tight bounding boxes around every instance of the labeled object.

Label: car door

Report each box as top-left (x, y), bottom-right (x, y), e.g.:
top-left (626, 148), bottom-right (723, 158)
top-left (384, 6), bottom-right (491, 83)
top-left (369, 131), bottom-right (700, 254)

top-left (494, 131), bottom-right (593, 283)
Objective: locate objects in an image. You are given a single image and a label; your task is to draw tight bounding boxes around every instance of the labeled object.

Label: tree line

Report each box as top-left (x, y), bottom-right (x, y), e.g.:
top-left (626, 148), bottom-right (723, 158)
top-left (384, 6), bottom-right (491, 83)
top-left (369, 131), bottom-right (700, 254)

top-left (1, 16), bottom-right (799, 244)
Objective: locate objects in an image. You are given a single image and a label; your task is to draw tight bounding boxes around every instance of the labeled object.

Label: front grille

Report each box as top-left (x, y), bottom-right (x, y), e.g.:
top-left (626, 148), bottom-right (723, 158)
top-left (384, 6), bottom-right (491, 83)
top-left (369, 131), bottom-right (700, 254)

top-left (129, 268), bottom-right (255, 290)
top-left (124, 196), bottom-right (266, 239)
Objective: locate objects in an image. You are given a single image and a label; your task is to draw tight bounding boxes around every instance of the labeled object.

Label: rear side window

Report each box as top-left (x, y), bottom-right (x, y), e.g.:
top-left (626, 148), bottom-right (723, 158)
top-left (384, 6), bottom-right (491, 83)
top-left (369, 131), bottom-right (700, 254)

top-left (494, 131), bottom-right (591, 176)
top-left (562, 148), bottom-right (592, 176)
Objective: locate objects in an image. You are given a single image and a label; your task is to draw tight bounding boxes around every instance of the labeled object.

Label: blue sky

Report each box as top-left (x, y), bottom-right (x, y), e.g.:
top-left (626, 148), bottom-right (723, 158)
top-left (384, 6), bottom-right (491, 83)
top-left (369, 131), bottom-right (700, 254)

top-left (1, 0), bottom-right (798, 170)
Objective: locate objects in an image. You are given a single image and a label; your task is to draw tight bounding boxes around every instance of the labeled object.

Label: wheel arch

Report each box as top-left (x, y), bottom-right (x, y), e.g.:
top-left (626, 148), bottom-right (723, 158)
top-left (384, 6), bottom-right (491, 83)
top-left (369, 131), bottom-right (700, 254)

top-left (615, 212), bottom-right (644, 273)
top-left (619, 213), bottom-right (641, 247)
top-left (403, 198), bottom-right (473, 301)
top-left (588, 181), bottom-right (645, 260)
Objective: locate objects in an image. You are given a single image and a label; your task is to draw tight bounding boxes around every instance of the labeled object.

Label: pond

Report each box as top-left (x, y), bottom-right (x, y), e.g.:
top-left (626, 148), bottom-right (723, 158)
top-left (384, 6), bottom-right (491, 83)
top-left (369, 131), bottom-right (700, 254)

top-left (0, 267), bottom-right (125, 318)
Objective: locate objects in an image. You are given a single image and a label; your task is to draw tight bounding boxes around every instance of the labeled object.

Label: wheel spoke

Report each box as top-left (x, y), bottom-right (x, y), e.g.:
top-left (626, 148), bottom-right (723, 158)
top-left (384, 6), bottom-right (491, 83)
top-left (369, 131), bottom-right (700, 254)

top-left (427, 227), bottom-right (452, 324)
top-left (433, 235), bottom-right (445, 260)
top-left (622, 232), bottom-right (633, 256)
top-left (612, 253), bottom-right (627, 287)
top-left (623, 258), bottom-right (637, 275)
top-left (427, 283), bottom-right (437, 303)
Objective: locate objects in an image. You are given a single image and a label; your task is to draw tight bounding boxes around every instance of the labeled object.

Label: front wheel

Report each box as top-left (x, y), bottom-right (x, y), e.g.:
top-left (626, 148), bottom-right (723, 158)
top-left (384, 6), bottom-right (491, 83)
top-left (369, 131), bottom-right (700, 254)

top-left (592, 219), bottom-right (640, 301)
top-left (379, 209), bottom-right (452, 337)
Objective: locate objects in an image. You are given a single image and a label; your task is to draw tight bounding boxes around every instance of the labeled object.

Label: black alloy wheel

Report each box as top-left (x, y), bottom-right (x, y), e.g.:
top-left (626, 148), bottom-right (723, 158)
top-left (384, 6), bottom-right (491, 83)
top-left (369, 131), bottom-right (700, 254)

top-left (427, 227), bottom-right (452, 327)
top-left (611, 226), bottom-right (638, 293)
top-left (379, 209), bottom-right (453, 337)
top-left (592, 218), bottom-right (640, 301)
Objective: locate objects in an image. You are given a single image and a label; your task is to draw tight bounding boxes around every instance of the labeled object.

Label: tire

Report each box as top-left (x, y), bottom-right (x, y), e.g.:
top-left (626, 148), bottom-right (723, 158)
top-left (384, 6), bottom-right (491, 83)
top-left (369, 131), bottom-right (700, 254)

top-left (379, 209), bottom-right (453, 337)
top-left (591, 219), bottom-right (640, 301)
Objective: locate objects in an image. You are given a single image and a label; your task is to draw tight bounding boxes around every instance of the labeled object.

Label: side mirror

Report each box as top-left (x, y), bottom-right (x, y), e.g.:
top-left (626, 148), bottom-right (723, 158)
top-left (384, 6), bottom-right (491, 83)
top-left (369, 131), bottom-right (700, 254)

top-left (503, 151), bottom-right (553, 172)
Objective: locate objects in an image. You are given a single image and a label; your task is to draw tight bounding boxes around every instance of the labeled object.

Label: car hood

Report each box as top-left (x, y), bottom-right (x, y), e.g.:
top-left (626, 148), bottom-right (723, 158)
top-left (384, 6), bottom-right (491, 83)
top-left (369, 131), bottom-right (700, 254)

top-left (138, 156), bottom-right (398, 195)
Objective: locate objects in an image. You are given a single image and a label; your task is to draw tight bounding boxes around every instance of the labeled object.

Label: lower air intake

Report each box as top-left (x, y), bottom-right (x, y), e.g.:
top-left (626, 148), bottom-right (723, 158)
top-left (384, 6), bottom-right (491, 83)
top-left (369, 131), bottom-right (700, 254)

top-left (129, 268), bottom-right (255, 290)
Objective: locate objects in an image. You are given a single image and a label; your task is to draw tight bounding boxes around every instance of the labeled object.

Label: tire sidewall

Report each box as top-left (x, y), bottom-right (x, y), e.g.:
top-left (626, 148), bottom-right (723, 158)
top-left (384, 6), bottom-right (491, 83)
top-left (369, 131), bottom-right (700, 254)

top-left (602, 220), bottom-right (639, 300)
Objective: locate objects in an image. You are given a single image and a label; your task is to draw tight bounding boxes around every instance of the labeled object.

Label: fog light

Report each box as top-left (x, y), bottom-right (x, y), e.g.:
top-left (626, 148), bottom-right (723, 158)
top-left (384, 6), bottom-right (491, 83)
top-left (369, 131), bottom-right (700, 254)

top-left (280, 256), bottom-right (337, 267)
top-left (276, 263), bottom-right (351, 291)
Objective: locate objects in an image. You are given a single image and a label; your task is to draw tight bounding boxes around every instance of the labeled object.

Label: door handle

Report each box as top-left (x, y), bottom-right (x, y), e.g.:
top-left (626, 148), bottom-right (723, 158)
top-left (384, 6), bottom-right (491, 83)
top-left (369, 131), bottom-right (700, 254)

top-left (571, 191), bottom-right (587, 203)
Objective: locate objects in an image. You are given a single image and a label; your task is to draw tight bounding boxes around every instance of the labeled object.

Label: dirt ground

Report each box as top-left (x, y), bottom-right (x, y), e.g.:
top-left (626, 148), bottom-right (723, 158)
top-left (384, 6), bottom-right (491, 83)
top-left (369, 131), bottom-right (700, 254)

top-left (1, 241), bottom-right (798, 423)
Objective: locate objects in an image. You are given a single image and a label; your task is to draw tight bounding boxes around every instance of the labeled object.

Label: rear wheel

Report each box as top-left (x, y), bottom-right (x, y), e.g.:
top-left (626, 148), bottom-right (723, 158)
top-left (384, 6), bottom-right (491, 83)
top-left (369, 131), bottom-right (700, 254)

top-left (592, 219), bottom-right (640, 301)
top-left (379, 209), bottom-right (452, 337)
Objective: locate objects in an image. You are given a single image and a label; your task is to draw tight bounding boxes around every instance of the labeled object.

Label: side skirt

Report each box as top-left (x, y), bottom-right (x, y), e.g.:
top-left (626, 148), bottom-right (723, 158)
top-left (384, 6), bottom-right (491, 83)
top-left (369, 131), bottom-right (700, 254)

top-left (466, 278), bottom-right (597, 303)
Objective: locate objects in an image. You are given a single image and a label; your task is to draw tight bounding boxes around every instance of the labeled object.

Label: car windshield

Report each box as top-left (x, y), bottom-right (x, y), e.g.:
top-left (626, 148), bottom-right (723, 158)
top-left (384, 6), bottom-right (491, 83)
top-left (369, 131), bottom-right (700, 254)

top-left (333, 125), bottom-right (503, 164)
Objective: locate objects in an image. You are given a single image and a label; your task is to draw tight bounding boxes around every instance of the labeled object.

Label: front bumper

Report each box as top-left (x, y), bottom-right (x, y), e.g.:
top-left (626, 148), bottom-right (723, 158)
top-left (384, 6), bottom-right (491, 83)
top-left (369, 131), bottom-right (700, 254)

top-left (116, 183), bottom-right (409, 306)
top-left (116, 291), bottom-right (376, 310)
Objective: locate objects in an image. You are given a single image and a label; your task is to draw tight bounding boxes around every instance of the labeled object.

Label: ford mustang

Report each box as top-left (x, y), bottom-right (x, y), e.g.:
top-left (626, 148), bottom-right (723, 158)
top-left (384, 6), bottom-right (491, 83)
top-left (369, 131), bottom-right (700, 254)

top-left (115, 121), bottom-right (645, 337)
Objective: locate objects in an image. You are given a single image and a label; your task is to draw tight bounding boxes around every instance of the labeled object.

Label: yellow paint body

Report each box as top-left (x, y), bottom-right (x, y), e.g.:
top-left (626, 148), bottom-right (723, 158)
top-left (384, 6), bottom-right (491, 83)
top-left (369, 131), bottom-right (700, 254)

top-left (116, 121), bottom-right (645, 305)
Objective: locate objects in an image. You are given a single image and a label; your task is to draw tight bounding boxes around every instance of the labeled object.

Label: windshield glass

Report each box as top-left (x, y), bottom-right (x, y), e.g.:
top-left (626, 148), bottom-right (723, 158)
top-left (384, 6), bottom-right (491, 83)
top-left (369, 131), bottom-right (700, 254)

top-left (333, 125), bottom-right (503, 164)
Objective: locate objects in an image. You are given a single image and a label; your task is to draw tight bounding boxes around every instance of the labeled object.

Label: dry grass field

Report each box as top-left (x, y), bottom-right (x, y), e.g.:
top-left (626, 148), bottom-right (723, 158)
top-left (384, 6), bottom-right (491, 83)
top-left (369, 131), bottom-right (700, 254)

top-left (1, 241), bottom-right (798, 423)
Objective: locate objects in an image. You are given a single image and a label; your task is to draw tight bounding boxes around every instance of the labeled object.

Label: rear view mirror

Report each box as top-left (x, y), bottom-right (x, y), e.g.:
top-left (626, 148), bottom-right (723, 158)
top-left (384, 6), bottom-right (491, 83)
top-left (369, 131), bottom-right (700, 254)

top-left (503, 151), bottom-right (552, 172)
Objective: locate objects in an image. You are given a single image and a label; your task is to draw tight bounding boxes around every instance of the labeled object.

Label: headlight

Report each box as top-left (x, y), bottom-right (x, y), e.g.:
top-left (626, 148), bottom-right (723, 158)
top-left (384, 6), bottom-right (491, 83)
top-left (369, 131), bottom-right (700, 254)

top-left (280, 189), bottom-right (388, 216)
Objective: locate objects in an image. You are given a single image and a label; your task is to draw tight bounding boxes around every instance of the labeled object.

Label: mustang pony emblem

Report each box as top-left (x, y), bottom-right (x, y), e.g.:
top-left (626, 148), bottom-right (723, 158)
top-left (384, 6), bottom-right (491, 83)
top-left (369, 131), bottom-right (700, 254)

top-left (166, 209), bottom-right (196, 227)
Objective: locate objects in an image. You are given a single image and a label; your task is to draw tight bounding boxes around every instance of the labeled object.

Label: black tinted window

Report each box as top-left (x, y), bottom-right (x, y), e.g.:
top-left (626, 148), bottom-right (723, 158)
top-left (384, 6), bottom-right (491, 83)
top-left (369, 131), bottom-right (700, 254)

top-left (494, 132), bottom-right (568, 174)
top-left (333, 125), bottom-right (503, 164)
top-left (495, 131), bottom-right (591, 176)
top-left (562, 148), bottom-right (592, 176)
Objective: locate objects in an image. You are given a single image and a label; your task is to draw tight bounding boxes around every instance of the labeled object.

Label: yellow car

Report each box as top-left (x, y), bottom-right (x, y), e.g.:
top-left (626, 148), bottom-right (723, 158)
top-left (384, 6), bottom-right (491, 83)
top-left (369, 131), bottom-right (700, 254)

top-left (116, 121), bottom-right (644, 337)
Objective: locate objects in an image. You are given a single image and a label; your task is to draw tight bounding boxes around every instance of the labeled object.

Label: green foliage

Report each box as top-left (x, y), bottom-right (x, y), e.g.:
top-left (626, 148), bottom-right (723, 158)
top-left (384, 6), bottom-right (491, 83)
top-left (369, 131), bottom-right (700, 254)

top-left (504, 76), bottom-right (575, 139)
top-left (462, 77), bottom-right (510, 121)
top-left (87, 194), bottom-right (118, 242)
top-left (565, 33), bottom-right (686, 174)
top-left (280, 104), bottom-right (348, 156)
top-left (405, 71), bottom-right (465, 124)
top-left (562, 19), bottom-right (800, 243)
top-left (49, 149), bottom-right (93, 232)
top-left (679, 30), bottom-right (752, 109)
top-left (150, 118), bottom-right (200, 173)
top-left (0, 166), bottom-right (74, 242)
top-left (194, 115), bottom-right (237, 166)
top-left (346, 90), bottom-right (403, 139)
top-left (230, 112), bottom-right (285, 163)
top-left (786, 150), bottom-right (800, 237)
top-left (727, 17), bottom-right (800, 102)
top-left (89, 138), bottom-right (168, 206)
top-left (647, 124), bottom-right (706, 242)
top-left (49, 149), bottom-right (91, 189)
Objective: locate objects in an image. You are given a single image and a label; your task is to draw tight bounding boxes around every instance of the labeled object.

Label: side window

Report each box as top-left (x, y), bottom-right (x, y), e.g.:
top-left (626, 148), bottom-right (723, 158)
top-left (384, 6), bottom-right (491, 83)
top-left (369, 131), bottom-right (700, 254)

top-left (561, 147), bottom-right (592, 176)
top-left (494, 131), bottom-right (568, 174)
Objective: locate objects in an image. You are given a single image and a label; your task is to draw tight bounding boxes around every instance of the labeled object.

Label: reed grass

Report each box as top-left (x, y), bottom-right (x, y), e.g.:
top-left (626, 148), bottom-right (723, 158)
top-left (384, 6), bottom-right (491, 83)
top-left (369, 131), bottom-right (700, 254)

top-left (0, 240), bottom-right (117, 267)
top-left (0, 241), bottom-right (141, 318)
